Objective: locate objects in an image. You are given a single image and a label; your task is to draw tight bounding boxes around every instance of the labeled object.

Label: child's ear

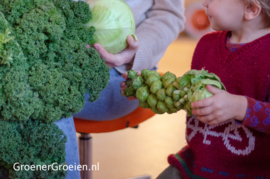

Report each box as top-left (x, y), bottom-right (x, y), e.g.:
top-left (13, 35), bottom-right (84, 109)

top-left (244, 0), bottom-right (262, 20)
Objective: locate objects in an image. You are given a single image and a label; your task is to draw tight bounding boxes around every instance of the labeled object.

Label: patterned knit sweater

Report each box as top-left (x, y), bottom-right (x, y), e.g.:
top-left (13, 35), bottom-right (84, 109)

top-left (168, 31), bottom-right (270, 179)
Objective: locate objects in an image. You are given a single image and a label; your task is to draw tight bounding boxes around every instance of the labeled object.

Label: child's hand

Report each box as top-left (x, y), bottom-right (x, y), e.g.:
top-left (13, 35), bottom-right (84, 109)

top-left (120, 71), bottom-right (141, 101)
top-left (94, 35), bottom-right (139, 68)
top-left (191, 85), bottom-right (248, 126)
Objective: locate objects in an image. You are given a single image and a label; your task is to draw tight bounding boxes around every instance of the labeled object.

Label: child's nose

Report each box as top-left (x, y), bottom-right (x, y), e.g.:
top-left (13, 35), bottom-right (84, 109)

top-left (202, 0), bottom-right (208, 8)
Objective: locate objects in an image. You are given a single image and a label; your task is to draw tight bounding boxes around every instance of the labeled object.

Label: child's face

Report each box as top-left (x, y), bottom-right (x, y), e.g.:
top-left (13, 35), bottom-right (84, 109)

top-left (202, 0), bottom-right (246, 31)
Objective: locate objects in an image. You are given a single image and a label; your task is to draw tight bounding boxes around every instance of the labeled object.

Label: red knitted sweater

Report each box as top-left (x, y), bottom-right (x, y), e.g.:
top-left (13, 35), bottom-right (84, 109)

top-left (168, 31), bottom-right (270, 179)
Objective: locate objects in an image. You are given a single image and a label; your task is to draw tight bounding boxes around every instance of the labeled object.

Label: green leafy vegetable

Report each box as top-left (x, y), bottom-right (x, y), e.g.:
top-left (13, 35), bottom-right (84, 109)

top-left (0, 119), bottom-right (67, 179)
top-left (85, 0), bottom-right (136, 54)
top-left (123, 69), bottom-right (226, 116)
top-left (0, 0), bottom-right (110, 123)
top-left (0, 0), bottom-right (111, 178)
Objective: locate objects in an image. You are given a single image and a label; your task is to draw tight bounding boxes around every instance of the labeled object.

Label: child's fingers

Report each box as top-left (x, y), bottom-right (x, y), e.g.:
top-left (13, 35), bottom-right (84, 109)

top-left (192, 106), bottom-right (213, 116)
top-left (191, 98), bottom-right (213, 108)
top-left (208, 120), bottom-right (220, 126)
top-left (197, 114), bottom-right (215, 124)
top-left (206, 84), bottom-right (223, 94)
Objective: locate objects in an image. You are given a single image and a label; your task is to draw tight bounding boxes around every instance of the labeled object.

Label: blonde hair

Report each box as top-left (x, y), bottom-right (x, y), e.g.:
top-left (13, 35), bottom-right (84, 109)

top-left (246, 0), bottom-right (270, 26)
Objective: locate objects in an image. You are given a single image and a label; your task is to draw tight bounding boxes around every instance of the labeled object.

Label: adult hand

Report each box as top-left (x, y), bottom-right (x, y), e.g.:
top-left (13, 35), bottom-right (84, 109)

top-left (93, 35), bottom-right (139, 68)
top-left (120, 71), bottom-right (141, 101)
top-left (191, 85), bottom-right (248, 126)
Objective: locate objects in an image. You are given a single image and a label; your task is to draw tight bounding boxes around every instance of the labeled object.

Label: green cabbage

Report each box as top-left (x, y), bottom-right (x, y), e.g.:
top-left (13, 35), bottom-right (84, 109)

top-left (85, 0), bottom-right (136, 54)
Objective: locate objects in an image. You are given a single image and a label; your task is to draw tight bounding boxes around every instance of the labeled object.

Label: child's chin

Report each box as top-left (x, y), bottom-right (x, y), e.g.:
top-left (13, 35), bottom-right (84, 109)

top-left (210, 25), bottom-right (220, 31)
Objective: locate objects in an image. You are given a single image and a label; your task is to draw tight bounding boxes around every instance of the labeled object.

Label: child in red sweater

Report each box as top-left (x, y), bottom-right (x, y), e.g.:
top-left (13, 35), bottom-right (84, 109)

top-left (121, 0), bottom-right (270, 178)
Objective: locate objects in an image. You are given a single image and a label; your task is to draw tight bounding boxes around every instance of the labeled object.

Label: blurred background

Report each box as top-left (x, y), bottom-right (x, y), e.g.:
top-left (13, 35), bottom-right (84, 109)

top-left (76, 1), bottom-right (212, 178)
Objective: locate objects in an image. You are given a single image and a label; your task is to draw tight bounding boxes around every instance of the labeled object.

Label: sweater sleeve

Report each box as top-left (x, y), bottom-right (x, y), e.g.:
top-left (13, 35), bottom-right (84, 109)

top-left (242, 96), bottom-right (270, 134)
top-left (114, 0), bottom-right (185, 74)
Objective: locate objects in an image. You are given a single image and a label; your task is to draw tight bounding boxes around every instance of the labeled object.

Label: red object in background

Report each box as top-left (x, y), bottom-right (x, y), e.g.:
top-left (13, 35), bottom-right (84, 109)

top-left (74, 106), bottom-right (156, 133)
top-left (191, 10), bottom-right (210, 31)
top-left (185, 2), bottom-right (213, 39)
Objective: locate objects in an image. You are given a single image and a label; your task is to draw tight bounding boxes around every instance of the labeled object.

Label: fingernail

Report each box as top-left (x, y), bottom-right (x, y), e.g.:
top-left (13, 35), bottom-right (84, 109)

top-left (131, 35), bottom-right (138, 41)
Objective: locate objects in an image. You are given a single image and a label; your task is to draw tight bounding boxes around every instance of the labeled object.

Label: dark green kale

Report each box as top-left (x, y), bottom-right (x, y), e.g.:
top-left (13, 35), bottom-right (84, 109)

top-left (0, 0), bottom-right (110, 123)
top-left (0, 0), bottom-right (110, 178)
top-left (0, 119), bottom-right (67, 179)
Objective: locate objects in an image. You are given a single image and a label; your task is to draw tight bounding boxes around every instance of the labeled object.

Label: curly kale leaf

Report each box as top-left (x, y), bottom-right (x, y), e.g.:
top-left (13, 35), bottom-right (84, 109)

top-left (0, 0), bottom-right (110, 123)
top-left (0, 1), bottom-right (110, 178)
top-left (0, 12), bottom-right (42, 122)
top-left (0, 119), bottom-right (67, 179)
